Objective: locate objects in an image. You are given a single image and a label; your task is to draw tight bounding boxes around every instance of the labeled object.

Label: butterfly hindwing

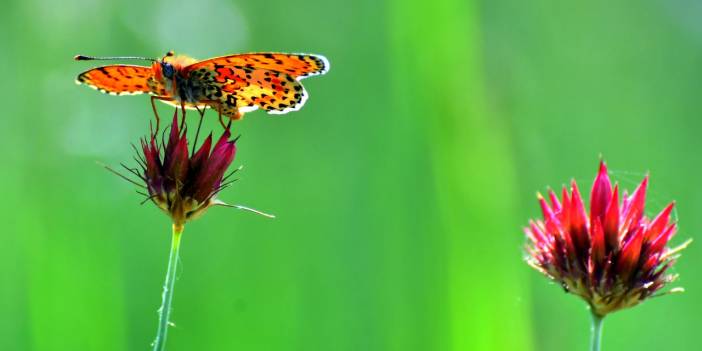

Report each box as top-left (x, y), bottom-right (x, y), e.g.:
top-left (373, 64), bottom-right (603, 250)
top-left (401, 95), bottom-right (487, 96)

top-left (189, 60), bottom-right (308, 116)
top-left (76, 65), bottom-right (153, 95)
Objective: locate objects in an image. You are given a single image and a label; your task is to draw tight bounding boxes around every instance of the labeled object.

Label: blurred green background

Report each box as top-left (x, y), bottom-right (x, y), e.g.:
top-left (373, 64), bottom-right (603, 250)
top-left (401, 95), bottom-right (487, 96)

top-left (1, 0), bottom-right (700, 350)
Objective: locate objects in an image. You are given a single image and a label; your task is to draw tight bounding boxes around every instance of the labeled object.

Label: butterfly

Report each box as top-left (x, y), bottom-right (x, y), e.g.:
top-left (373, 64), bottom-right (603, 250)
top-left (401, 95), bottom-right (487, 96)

top-left (75, 51), bottom-right (329, 127)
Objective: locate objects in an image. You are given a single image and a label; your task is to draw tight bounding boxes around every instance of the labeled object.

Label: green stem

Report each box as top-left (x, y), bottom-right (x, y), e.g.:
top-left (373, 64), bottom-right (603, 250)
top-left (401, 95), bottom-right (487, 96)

top-left (152, 224), bottom-right (184, 351)
top-left (590, 312), bottom-right (604, 351)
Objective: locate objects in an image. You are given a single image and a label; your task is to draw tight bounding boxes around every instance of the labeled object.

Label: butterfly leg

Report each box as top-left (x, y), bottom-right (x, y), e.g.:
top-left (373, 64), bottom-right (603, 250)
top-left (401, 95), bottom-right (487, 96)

top-left (211, 102), bottom-right (227, 128)
top-left (198, 100), bottom-right (227, 128)
top-left (192, 106), bottom-right (206, 154)
top-left (179, 101), bottom-right (187, 129)
top-left (211, 101), bottom-right (226, 128)
top-left (219, 109), bottom-right (226, 129)
top-left (150, 95), bottom-right (175, 131)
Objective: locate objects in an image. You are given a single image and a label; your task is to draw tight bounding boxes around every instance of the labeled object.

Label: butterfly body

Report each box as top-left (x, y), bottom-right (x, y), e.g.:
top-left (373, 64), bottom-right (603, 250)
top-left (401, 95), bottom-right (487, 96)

top-left (146, 53), bottom-right (209, 110)
top-left (76, 51), bottom-right (329, 120)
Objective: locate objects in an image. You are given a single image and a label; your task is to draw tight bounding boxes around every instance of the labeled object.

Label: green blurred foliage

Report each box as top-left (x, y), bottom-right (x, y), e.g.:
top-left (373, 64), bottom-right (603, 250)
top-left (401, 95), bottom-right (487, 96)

top-left (0, 0), bottom-right (699, 350)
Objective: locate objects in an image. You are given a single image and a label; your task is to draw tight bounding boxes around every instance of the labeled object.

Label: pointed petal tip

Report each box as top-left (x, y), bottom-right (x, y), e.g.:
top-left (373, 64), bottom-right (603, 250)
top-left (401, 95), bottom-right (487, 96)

top-left (570, 179), bottom-right (582, 195)
top-left (595, 161), bottom-right (611, 182)
top-left (677, 237), bottom-right (693, 250)
top-left (669, 287), bottom-right (685, 294)
top-left (598, 159), bottom-right (608, 174)
top-left (663, 201), bottom-right (676, 213)
top-left (233, 204), bottom-right (276, 218)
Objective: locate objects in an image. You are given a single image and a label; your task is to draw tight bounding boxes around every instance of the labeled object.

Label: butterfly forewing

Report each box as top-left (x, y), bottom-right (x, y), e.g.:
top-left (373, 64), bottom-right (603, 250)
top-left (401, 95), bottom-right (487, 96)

top-left (184, 53), bottom-right (329, 79)
top-left (76, 65), bottom-right (153, 95)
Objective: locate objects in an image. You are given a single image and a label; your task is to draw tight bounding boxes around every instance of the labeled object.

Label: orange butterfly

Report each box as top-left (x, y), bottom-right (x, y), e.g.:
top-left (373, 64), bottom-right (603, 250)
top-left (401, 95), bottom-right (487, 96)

top-left (75, 51), bottom-right (329, 126)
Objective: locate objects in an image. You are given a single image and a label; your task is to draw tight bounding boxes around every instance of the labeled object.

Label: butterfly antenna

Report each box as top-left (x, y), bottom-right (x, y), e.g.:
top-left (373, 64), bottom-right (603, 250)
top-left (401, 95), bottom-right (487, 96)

top-left (74, 55), bottom-right (157, 62)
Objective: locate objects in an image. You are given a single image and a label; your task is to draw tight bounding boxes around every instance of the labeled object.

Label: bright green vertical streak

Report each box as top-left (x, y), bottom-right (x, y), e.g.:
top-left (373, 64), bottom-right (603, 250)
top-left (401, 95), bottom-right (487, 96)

top-left (388, 0), bottom-right (532, 350)
top-left (1, 2), bottom-right (130, 350)
top-left (0, 4), bottom-right (29, 349)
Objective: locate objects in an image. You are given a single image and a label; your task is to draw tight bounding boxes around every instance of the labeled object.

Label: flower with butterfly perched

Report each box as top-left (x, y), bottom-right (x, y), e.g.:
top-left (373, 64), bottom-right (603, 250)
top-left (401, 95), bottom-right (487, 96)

top-left (524, 161), bottom-right (690, 351)
top-left (107, 107), bottom-right (273, 351)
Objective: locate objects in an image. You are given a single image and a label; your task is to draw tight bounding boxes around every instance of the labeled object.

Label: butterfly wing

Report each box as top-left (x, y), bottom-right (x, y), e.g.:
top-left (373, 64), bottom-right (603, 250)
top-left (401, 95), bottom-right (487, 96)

top-left (76, 65), bottom-right (154, 95)
top-left (184, 53), bottom-right (329, 115)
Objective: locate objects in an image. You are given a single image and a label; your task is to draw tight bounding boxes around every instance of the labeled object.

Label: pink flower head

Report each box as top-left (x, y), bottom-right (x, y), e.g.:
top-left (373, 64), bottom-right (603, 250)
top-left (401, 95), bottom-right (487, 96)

top-left (139, 111), bottom-right (238, 225)
top-left (525, 161), bottom-right (690, 317)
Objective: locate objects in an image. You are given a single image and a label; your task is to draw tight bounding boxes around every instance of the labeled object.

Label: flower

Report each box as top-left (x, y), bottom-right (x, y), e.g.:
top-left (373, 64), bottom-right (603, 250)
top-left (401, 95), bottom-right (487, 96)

top-left (525, 161), bottom-right (690, 317)
top-left (137, 111), bottom-right (238, 226)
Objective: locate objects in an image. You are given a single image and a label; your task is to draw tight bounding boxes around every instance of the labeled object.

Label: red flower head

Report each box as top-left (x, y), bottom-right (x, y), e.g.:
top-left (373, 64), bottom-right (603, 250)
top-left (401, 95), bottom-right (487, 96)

top-left (138, 112), bottom-right (238, 226)
top-left (525, 161), bottom-right (690, 317)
